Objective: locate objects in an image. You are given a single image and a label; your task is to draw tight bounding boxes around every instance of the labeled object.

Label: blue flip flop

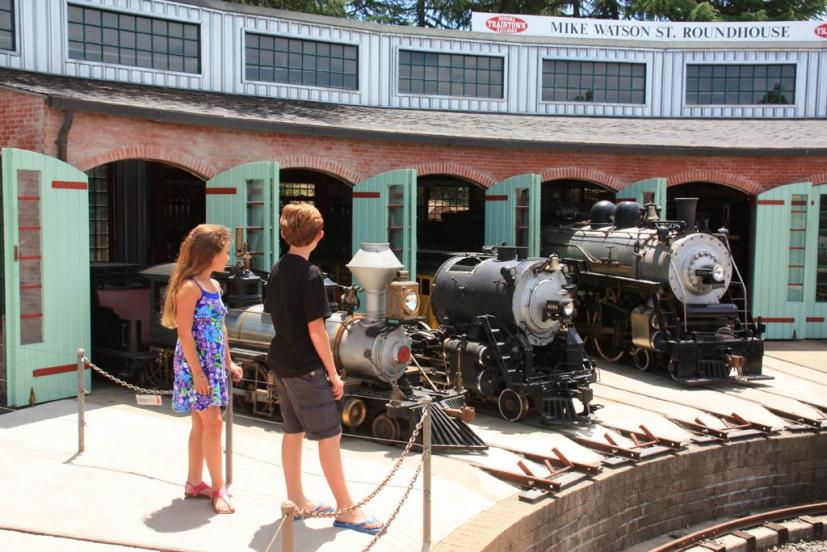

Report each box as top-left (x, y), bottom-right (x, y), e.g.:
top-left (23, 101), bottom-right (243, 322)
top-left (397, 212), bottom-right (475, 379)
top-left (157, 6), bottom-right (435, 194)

top-left (333, 516), bottom-right (383, 535)
top-left (293, 503), bottom-right (334, 521)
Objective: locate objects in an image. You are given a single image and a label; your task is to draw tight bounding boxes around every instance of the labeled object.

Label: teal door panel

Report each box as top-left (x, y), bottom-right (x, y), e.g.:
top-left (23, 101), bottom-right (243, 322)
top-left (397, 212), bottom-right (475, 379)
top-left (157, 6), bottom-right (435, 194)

top-left (2, 148), bottom-right (91, 407)
top-left (206, 162), bottom-right (279, 272)
top-left (752, 182), bottom-right (811, 339)
top-left (352, 169), bottom-right (417, 278)
top-left (805, 185), bottom-right (827, 338)
top-left (484, 174), bottom-right (540, 257)
top-left (616, 178), bottom-right (666, 213)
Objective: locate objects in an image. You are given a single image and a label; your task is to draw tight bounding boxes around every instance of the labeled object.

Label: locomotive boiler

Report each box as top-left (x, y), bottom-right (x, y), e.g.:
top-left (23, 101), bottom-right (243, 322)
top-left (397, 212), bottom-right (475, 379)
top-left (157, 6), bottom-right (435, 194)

top-left (410, 245), bottom-right (598, 424)
top-left (140, 241), bottom-right (485, 450)
top-left (541, 199), bottom-right (767, 383)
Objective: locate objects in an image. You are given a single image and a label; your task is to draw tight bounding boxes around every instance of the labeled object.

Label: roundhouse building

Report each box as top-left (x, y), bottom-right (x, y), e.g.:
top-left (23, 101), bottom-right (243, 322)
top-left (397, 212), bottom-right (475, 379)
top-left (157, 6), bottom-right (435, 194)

top-left (1, 0), bottom-right (826, 407)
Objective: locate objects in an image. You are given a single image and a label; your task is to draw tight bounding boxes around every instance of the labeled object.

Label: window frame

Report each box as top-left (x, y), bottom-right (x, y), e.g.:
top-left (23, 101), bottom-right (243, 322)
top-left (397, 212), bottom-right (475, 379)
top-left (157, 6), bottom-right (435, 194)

top-left (65, 2), bottom-right (202, 76)
top-left (683, 62), bottom-right (798, 107)
top-left (242, 31), bottom-right (360, 92)
top-left (0, 0), bottom-right (18, 53)
top-left (539, 57), bottom-right (649, 106)
top-left (394, 47), bottom-right (507, 101)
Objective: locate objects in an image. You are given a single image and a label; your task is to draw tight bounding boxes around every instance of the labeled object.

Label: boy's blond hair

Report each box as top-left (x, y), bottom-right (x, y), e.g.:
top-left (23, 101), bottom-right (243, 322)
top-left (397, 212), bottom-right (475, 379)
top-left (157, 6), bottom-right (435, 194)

top-left (280, 203), bottom-right (324, 247)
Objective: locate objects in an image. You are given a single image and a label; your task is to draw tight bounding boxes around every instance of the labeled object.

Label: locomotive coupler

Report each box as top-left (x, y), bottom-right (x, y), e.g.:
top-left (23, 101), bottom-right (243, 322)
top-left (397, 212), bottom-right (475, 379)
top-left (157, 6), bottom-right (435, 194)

top-left (385, 383), bottom-right (407, 417)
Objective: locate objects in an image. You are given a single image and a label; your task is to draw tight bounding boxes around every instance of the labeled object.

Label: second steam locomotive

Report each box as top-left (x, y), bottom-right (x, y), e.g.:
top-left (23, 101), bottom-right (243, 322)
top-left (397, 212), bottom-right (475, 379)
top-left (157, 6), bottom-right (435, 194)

top-left (542, 198), bottom-right (767, 384)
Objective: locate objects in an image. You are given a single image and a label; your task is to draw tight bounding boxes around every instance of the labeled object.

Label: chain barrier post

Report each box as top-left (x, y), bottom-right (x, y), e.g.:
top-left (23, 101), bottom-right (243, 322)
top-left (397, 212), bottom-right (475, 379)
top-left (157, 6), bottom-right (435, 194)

top-left (423, 397), bottom-right (432, 550)
top-left (226, 378), bottom-right (234, 486)
top-left (281, 500), bottom-right (296, 552)
top-left (77, 348), bottom-right (86, 455)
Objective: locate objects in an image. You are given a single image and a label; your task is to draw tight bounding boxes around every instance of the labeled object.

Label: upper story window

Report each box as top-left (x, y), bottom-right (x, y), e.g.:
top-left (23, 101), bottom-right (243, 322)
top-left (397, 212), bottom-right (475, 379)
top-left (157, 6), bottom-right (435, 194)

top-left (542, 60), bottom-right (646, 104)
top-left (245, 33), bottom-right (358, 91)
top-left (685, 64), bottom-right (796, 105)
top-left (0, 0), bottom-right (14, 51)
top-left (67, 4), bottom-right (201, 74)
top-left (398, 50), bottom-right (504, 99)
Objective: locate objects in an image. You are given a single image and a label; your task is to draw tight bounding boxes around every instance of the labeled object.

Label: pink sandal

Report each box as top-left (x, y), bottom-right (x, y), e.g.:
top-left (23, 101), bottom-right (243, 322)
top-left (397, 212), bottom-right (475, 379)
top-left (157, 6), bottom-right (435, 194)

top-left (184, 481), bottom-right (211, 499)
top-left (211, 487), bottom-right (235, 514)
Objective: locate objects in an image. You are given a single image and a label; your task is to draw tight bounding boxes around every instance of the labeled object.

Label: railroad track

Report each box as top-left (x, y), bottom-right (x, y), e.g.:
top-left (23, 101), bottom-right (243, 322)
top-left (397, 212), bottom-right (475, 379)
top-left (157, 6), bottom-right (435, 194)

top-left (652, 503), bottom-right (827, 552)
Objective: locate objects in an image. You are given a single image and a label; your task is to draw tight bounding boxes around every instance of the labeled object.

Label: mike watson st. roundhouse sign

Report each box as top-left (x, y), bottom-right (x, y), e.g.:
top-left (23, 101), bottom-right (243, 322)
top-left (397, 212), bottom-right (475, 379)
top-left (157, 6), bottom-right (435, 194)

top-left (471, 13), bottom-right (827, 42)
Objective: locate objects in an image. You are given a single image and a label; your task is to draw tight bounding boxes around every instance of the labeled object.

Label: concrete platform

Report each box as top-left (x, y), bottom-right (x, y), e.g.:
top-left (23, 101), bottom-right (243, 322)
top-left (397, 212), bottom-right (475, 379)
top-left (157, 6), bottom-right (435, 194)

top-left (0, 385), bottom-right (513, 552)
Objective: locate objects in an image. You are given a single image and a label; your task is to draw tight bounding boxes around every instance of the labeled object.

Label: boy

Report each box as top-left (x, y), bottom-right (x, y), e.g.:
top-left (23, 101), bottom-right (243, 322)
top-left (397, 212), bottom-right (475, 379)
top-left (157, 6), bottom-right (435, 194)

top-left (267, 203), bottom-right (383, 535)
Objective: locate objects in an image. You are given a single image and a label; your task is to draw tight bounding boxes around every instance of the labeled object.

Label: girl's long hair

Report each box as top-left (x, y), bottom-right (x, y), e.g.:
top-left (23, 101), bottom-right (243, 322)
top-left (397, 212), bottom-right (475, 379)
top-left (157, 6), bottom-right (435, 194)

top-left (161, 224), bottom-right (230, 329)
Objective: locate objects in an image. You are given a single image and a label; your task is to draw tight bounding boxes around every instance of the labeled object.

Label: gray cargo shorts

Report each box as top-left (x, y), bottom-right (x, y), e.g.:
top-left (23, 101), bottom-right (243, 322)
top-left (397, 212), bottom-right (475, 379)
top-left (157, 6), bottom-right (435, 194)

top-left (274, 368), bottom-right (342, 441)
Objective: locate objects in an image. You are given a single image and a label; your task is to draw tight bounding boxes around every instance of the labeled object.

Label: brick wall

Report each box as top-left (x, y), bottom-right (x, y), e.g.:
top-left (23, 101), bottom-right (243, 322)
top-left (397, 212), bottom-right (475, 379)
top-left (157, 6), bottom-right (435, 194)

top-left (436, 432), bottom-right (827, 552)
top-left (13, 100), bottom-right (822, 194)
top-left (0, 89), bottom-right (47, 153)
top-left (2, 89), bottom-right (826, 192)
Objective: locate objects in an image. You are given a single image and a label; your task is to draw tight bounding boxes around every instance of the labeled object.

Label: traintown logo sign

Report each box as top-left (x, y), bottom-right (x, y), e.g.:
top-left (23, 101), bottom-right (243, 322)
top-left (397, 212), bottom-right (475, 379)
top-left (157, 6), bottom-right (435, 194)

top-left (485, 15), bottom-right (528, 34)
top-left (472, 13), bottom-right (827, 42)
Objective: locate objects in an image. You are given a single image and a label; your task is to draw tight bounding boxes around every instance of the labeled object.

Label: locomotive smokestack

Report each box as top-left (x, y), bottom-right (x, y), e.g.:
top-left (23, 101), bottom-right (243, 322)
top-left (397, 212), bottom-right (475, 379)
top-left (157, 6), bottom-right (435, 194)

top-left (346, 243), bottom-right (404, 322)
top-left (674, 197), bottom-right (698, 230)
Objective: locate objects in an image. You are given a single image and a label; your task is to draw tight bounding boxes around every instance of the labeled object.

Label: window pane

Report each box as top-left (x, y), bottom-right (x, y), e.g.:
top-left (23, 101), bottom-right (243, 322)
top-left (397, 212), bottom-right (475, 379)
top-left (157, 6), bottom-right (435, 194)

top-left (65, 4), bottom-right (200, 73)
top-left (686, 64), bottom-right (796, 105)
top-left (542, 60), bottom-right (645, 104)
top-left (397, 49), bottom-right (504, 98)
top-left (244, 32), bottom-right (359, 90)
top-left (817, 195), bottom-right (827, 302)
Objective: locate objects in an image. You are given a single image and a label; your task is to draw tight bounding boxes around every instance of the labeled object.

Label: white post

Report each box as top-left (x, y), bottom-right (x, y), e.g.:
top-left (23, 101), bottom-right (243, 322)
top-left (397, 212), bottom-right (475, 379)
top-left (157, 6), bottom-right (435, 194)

top-left (77, 348), bottom-right (85, 454)
top-left (423, 396), bottom-right (432, 550)
top-left (226, 379), bottom-right (233, 486)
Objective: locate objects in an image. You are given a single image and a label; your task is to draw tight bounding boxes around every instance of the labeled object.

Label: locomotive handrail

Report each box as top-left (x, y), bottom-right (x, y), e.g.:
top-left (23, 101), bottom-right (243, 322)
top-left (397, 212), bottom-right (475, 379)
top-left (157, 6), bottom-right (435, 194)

top-left (667, 260), bottom-right (690, 333)
top-left (543, 241), bottom-right (602, 265)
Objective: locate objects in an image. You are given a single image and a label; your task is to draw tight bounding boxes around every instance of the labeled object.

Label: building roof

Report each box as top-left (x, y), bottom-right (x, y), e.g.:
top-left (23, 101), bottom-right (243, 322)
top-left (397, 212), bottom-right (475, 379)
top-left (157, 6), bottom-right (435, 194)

top-left (2, 68), bottom-right (826, 155)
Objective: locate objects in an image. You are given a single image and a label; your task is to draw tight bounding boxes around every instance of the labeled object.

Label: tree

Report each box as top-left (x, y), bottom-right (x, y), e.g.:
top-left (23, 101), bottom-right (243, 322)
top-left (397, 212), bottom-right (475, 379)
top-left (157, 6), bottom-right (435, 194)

top-left (226, 0), bottom-right (347, 17)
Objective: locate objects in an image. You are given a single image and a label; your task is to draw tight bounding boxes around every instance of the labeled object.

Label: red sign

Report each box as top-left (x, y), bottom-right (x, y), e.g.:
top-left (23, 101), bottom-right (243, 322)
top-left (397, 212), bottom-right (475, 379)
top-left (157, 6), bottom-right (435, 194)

top-left (816, 23), bottom-right (827, 38)
top-left (485, 15), bottom-right (528, 34)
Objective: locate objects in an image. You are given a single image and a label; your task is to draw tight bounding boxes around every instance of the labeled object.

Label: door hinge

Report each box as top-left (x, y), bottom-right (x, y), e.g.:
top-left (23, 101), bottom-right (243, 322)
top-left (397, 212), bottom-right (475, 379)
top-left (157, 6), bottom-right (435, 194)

top-left (13, 245), bottom-right (19, 262)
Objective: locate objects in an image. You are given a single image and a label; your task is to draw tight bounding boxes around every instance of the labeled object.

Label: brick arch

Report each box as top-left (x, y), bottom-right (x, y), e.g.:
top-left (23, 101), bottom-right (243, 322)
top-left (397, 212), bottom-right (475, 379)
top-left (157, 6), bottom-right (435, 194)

top-left (539, 167), bottom-right (625, 191)
top-left (278, 156), bottom-right (361, 186)
top-left (667, 169), bottom-right (762, 196)
top-left (412, 162), bottom-right (495, 189)
top-left (809, 172), bottom-right (827, 186)
top-left (76, 145), bottom-right (211, 180)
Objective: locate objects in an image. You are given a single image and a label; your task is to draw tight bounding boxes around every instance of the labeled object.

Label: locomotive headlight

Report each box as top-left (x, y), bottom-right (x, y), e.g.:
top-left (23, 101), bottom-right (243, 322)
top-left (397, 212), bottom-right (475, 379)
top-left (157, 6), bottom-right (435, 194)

top-left (403, 289), bottom-right (419, 314)
top-left (712, 264), bottom-right (725, 282)
top-left (563, 301), bottom-right (575, 317)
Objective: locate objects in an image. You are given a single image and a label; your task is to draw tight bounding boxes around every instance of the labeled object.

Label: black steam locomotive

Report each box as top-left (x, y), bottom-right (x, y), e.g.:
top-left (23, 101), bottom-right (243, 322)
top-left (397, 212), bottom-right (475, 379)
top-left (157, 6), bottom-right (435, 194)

top-left (410, 245), bottom-right (598, 424)
top-left (541, 198), bottom-right (767, 384)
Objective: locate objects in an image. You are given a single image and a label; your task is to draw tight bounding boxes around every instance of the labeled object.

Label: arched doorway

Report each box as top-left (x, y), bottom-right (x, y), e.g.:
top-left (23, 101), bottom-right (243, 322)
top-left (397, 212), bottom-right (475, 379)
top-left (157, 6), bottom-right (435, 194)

top-left (540, 179), bottom-right (616, 227)
top-left (416, 175), bottom-right (486, 274)
top-left (279, 169), bottom-right (353, 285)
top-left (85, 160), bottom-right (206, 383)
top-left (667, 182), bottom-right (754, 288)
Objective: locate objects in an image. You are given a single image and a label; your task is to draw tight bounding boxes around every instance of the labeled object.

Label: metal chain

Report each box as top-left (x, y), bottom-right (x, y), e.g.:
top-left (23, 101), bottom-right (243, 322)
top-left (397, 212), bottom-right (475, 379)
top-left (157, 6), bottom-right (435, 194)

top-left (361, 458), bottom-right (423, 552)
top-left (300, 412), bottom-right (426, 519)
top-left (263, 512), bottom-right (290, 552)
top-left (82, 357), bottom-right (173, 396)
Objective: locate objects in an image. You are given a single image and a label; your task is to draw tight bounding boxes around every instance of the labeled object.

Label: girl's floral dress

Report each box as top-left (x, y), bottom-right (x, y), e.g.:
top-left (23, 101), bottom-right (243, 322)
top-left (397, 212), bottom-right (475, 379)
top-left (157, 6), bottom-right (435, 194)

top-left (172, 279), bottom-right (229, 412)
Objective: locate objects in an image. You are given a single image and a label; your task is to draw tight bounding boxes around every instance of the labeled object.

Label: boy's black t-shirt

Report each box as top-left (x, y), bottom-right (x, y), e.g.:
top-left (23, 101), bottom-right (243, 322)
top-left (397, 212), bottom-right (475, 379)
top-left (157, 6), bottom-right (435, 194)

top-left (266, 254), bottom-right (331, 378)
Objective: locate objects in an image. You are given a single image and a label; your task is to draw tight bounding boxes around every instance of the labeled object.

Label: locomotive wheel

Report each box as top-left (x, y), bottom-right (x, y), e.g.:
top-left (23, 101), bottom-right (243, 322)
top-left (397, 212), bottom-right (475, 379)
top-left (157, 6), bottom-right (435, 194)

top-left (371, 415), bottom-right (401, 442)
top-left (143, 353), bottom-right (172, 391)
top-left (341, 398), bottom-right (367, 429)
top-left (632, 348), bottom-right (652, 371)
top-left (250, 361), bottom-right (275, 418)
top-left (497, 389), bottom-right (530, 422)
top-left (594, 334), bottom-right (625, 363)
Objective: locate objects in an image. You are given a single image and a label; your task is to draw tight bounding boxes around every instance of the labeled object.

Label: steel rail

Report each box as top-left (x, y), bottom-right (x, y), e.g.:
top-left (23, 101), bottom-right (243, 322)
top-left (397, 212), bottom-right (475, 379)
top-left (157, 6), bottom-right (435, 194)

top-left (650, 502), bottom-right (827, 552)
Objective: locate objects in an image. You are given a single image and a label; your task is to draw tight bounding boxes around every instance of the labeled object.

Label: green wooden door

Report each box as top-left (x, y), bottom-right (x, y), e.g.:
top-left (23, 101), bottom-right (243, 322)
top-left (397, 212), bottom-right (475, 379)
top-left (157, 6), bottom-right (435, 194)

top-left (206, 162), bottom-right (279, 272)
top-left (2, 149), bottom-right (90, 407)
top-left (351, 169), bottom-right (417, 277)
top-left (752, 182), bottom-right (812, 339)
top-left (805, 185), bottom-right (827, 338)
top-left (616, 178), bottom-right (666, 213)
top-left (484, 174), bottom-right (540, 257)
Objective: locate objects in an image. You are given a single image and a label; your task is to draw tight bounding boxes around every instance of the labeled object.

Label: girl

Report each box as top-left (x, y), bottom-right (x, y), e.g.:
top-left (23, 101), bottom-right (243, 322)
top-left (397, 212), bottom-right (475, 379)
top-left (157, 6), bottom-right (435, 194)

top-left (161, 224), bottom-right (243, 514)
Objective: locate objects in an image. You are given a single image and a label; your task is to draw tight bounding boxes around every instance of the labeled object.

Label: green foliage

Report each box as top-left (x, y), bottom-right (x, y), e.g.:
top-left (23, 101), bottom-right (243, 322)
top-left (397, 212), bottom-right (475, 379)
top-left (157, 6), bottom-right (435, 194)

top-left (223, 0), bottom-right (827, 26)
